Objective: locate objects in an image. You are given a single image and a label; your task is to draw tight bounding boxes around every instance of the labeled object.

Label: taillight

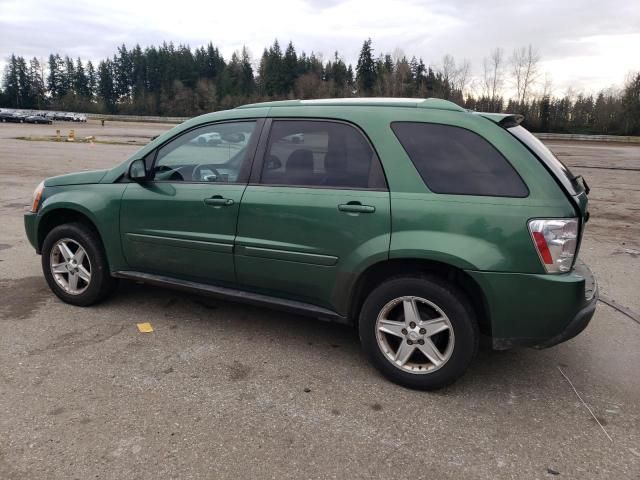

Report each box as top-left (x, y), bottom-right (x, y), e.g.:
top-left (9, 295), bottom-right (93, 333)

top-left (528, 218), bottom-right (578, 273)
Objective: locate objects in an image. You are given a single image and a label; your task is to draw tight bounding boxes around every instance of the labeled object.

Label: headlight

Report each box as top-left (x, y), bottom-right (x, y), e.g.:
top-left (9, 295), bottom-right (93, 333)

top-left (30, 181), bottom-right (44, 213)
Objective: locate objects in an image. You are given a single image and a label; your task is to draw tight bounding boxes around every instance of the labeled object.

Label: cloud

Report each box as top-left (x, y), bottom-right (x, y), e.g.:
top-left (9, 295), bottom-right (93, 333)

top-left (1, 0), bottom-right (638, 94)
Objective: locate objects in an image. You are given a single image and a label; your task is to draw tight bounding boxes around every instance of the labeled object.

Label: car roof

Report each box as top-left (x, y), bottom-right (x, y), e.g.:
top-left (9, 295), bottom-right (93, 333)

top-left (236, 97), bottom-right (466, 112)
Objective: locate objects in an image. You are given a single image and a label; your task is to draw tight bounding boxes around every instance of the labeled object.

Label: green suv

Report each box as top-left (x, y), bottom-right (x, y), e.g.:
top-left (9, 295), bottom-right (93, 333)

top-left (24, 98), bottom-right (597, 390)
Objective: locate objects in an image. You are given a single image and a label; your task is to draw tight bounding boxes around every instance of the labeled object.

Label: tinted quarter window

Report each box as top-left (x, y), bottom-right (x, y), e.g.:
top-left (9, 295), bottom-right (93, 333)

top-left (260, 120), bottom-right (386, 189)
top-left (153, 121), bottom-right (256, 183)
top-left (391, 122), bottom-right (528, 197)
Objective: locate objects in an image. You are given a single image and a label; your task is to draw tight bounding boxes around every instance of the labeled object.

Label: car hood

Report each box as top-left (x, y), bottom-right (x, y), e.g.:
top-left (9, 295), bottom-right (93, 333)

top-left (44, 169), bottom-right (109, 187)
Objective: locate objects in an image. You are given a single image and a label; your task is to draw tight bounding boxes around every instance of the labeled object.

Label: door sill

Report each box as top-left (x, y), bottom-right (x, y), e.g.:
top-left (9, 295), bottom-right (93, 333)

top-left (112, 271), bottom-right (348, 324)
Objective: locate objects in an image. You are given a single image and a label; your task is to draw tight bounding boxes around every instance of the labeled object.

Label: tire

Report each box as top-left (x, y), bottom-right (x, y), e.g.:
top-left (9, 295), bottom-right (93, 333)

top-left (41, 222), bottom-right (117, 306)
top-left (359, 276), bottom-right (479, 390)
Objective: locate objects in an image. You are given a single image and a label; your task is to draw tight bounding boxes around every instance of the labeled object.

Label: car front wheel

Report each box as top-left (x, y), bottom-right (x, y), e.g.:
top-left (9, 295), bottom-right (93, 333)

top-left (41, 223), bottom-right (117, 306)
top-left (359, 276), bottom-right (478, 390)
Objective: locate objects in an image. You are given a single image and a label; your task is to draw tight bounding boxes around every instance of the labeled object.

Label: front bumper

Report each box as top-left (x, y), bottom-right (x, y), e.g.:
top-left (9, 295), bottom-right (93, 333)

top-left (467, 260), bottom-right (598, 350)
top-left (24, 211), bottom-right (39, 252)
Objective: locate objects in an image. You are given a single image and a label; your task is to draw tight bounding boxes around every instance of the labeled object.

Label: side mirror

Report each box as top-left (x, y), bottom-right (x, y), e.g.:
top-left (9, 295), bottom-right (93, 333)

top-left (128, 159), bottom-right (148, 181)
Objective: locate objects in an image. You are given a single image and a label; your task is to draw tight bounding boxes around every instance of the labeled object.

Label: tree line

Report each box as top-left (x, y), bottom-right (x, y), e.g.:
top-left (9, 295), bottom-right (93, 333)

top-left (1, 39), bottom-right (639, 135)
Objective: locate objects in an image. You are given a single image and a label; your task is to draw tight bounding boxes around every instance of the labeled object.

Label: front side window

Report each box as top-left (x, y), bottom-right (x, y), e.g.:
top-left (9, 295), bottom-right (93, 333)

top-left (153, 121), bottom-right (257, 183)
top-left (260, 120), bottom-right (386, 189)
top-left (391, 122), bottom-right (528, 197)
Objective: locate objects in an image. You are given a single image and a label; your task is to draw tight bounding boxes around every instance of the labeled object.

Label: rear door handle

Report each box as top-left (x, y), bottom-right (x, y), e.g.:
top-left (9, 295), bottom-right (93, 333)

top-left (204, 196), bottom-right (234, 207)
top-left (338, 202), bottom-right (375, 214)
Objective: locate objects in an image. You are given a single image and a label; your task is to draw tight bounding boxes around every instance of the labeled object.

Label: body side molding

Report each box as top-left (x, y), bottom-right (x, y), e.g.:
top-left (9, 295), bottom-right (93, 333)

top-left (112, 271), bottom-right (349, 323)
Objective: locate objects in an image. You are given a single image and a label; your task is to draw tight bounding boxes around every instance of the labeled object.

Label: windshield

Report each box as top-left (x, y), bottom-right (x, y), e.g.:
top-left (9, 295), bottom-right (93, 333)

top-left (508, 125), bottom-right (583, 195)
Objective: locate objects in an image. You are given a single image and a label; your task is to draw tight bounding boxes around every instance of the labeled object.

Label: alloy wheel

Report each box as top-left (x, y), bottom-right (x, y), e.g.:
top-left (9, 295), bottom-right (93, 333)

top-left (375, 296), bottom-right (455, 374)
top-left (49, 238), bottom-right (92, 295)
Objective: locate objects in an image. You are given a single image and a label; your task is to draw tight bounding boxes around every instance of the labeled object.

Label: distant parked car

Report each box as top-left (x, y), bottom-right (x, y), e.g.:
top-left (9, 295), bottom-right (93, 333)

top-left (53, 112), bottom-right (68, 121)
top-left (74, 114), bottom-right (87, 122)
top-left (0, 112), bottom-right (23, 123)
top-left (0, 111), bottom-right (14, 122)
top-left (283, 133), bottom-right (305, 144)
top-left (193, 132), bottom-right (222, 145)
top-left (25, 115), bottom-right (53, 125)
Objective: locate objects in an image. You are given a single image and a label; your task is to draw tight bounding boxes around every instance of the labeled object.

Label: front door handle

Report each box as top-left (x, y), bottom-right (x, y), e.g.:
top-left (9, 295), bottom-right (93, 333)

top-left (338, 202), bottom-right (375, 214)
top-left (204, 195), bottom-right (234, 207)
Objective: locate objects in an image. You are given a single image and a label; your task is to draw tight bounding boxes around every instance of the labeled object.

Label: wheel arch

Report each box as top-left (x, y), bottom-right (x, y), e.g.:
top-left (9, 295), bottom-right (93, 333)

top-left (348, 258), bottom-right (492, 337)
top-left (37, 207), bottom-right (103, 253)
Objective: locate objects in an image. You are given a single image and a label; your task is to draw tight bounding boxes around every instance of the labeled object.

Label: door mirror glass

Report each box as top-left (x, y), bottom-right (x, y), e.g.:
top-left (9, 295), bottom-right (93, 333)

top-left (128, 158), bottom-right (147, 181)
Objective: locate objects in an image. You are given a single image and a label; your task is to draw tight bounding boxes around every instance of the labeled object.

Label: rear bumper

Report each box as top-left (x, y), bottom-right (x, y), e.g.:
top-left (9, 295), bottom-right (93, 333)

top-left (467, 260), bottom-right (598, 350)
top-left (532, 289), bottom-right (597, 348)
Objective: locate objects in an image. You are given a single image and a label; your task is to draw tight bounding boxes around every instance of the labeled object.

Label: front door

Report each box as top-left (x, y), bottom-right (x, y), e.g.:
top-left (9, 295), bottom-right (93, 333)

top-left (235, 119), bottom-right (391, 311)
top-left (120, 120), bottom-right (261, 284)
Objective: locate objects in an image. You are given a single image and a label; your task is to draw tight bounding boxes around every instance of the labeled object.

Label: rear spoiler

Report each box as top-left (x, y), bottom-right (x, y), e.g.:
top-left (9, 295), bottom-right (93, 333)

top-left (475, 112), bottom-right (524, 128)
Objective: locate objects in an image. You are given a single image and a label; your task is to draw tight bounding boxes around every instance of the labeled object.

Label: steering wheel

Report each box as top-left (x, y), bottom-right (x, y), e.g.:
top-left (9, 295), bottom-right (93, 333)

top-left (192, 164), bottom-right (221, 182)
top-left (154, 164), bottom-right (185, 181)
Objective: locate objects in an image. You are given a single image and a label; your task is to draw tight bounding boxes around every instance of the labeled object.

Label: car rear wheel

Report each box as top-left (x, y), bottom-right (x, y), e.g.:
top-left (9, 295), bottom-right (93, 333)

top-left (42, 223), bottom-right (117, 306)
top-left (359, 276), bottom-right (478, 390)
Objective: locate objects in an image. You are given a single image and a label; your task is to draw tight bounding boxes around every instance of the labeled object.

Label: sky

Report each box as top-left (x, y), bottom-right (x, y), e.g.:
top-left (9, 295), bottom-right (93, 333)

top-left (1, 0), bottom-right (639, 97)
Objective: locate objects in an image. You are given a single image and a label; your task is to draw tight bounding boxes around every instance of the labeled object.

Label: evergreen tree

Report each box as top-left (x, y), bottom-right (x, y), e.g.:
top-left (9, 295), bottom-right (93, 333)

top-left (60, 56), bottom-right (75, 97)
top-left (325, 51), bottom-right (350, 95)
top-left (115, 44), bottom-right (132, 100)
top-left (239, 46), bottom-right (255, 96)
top-left (356, 39), bottom-right (376, 95)
top-left (97, 59), bottom-right (117, 112)
top-left (87, 61), bottom-right (97, 100)
top-left (1, 39), bottom-right (635, 135)
top-left (47, 54), bottom-right (63, 99)
top-left (205, 43), bottom-right (226, 81)
top-left (259, 39), bottom-right (285, 96)
top-left (15, 56), bottom-right (32, 108)
top-left (283, 41), bottom-right (298, 94)
top-left (2, 55), bottom-right (21, 107)
top-left (74, 58), bottom-right (90, 98)
top-left (130, 44), bottom-right (146, 101)
top-left (622, 73), bottom-right (640, 135)
top-left (28, 57), bottom-right (47, 109)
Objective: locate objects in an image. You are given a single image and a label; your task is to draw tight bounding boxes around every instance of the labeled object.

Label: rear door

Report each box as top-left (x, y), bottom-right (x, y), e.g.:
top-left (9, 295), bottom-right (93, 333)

top-left (120, 120), bottom-right (261, 284)
top-left (235, 119), bottom-right (390, 311)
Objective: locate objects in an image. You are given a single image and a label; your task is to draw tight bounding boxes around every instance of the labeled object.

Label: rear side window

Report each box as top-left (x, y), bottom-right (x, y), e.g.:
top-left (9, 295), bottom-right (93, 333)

top-left (260, 120), bottom-right (387, 189)
top-left (391, 122), bottom-right (528, 197)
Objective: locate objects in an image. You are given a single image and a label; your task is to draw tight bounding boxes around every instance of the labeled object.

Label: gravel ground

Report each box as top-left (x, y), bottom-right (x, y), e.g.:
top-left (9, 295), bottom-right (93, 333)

top-left (0, 120), bottom-right (639, 480)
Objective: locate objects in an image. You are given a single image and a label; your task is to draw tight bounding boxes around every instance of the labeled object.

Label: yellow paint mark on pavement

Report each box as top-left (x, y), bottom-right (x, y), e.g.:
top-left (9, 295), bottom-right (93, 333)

top-left (137, 322), bottom-right (154, 333)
